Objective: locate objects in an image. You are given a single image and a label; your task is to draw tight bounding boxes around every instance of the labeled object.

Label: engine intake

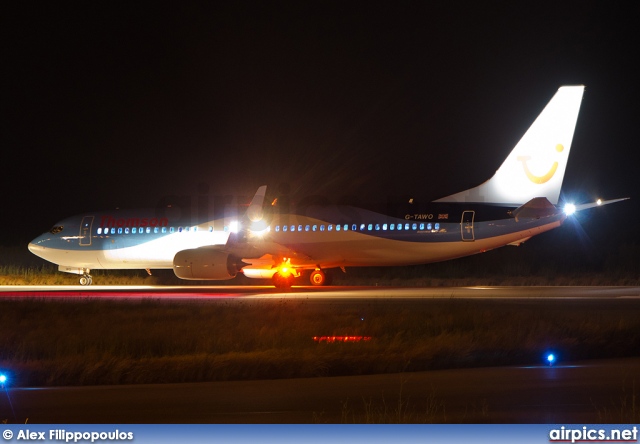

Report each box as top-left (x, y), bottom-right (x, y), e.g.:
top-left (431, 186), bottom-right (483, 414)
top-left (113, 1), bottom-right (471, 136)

top-left (173, 248), bottom-right (245, 280)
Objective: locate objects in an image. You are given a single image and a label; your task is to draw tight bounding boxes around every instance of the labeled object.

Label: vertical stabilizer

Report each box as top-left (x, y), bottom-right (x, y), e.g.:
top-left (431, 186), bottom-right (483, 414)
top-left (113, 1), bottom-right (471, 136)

top-left (435, 85), bottom-right (584, 205)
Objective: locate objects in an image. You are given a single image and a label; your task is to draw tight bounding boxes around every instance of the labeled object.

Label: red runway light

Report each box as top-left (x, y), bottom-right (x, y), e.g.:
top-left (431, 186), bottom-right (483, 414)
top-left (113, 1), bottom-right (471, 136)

top-left (313, 336), bottom-right (372, 343)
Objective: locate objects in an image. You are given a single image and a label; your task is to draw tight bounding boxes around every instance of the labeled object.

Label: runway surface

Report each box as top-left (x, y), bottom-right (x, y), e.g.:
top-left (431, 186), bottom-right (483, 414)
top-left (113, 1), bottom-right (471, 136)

top-left (2, 285), bottom-right (638, 424)
top-left (2, 285), bottom-right (640, 300)
top-left (3, 358), bottom-right (639, 423)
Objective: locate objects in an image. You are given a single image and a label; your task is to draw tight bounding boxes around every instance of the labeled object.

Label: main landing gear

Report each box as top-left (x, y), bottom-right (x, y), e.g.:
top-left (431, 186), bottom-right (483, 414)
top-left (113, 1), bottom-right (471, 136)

top-left (310, 269), bottom-right (331, 286)
top-left (270, 259), bottom-right (333, 288)
top-left (271, 269), bottom-right (332, 289)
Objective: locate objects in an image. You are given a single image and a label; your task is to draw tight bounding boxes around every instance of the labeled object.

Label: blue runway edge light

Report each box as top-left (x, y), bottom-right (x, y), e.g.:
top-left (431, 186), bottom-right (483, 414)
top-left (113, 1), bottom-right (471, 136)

top-left (547, 353), bottom-right (556, 366)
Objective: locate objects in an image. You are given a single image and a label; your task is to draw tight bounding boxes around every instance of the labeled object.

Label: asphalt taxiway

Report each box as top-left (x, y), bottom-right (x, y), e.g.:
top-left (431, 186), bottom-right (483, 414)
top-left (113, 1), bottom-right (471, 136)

top-left (3, 358), bottom-right (639, 423)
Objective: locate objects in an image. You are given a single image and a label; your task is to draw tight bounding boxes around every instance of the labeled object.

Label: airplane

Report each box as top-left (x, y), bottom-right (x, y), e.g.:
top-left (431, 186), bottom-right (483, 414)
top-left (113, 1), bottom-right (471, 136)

top-left (28, 85), bottom-right (628, 287)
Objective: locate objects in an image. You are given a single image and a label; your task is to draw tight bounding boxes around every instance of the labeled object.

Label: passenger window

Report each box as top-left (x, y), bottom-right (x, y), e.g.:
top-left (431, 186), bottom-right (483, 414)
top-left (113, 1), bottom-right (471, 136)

top-left (312, 225), bottom-right (317, 231)
top-left (118, 228), bottom-right (123, 234)
top-left (375, 224), bottom-right (380, 230)
top-left (419, 223), bottom-right (424, 230)
top-left (336, 225), bottom-right (341, 231)
top-left (298, 225), bottom-right (303, 232)
top-left (405, 223), bottom-right (410, 230)
top-left (435, 223), bottom-right (440, 230)
top-left (383, 224), bottom-right (387, 230)
top-left (352, 224), bottom-right (357, 231)
top-left (125, 228), bottom-right (130, 234)
top-left (283, 225), bottom-right (288, 232)
top-left (427, 223), bottom-right (432, 230)
top-left (146, 227), bottom-right (151, 234)
top-left (360, 224), bottom-right (365, 231)
top-left (154, 227), bottom-right (159, 234)
top-left (179, 227), bottom-right (183, 232)
top-left (163, 227), bottom-right (168, 233)
top-left (328, 225), bottom-right (333, 231)
top-left (170, 227), bottom-right (175, 233)
top-left (305, 225), bottom-right (310, 231)
top-left (275, 226), bottom-right (280, 232)
top-left (412, 223), bottom-right (417, 230)
top-left (397, 224), bottom-right (402, 231)
top-left (367, 224), bottom-right (372, 230)
top-left (97, 228), bottom-right (102, 235)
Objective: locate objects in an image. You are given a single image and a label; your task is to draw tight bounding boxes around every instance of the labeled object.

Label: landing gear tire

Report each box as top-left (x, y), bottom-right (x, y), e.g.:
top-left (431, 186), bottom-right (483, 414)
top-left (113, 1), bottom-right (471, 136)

top-left (310, 269), bottom-right (330, 286)
top-left (310, 270), bottom-right (325, 286)
top-left (273, 272), bottom-right (294, 289)
top-left (79, 275), bottom-right (93, 286)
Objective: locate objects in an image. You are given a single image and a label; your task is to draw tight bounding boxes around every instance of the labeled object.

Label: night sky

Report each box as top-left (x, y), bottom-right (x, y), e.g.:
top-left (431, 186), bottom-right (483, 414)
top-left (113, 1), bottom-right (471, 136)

top-left (2, 2), bottom-right (639, 251)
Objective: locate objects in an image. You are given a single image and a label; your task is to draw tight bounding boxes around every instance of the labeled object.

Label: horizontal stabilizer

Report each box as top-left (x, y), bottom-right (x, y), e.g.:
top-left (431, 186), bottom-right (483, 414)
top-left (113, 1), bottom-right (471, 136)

top-left (510, 197), bottom-right (558, 221)
top-left (569, 197), bottom-right (630, 213)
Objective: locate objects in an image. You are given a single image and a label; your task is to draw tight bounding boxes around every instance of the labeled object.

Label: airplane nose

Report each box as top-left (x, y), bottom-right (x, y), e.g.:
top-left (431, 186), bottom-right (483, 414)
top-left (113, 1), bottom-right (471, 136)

top-left (28, 237), bottom-right (48, 259)
top-left (28, 241), bottom-right (43, 256)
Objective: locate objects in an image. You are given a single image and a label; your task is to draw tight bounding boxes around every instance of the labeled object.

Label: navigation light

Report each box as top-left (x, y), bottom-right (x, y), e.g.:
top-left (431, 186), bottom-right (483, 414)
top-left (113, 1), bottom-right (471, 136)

top-left (563, 203), bottom-right (576, 216)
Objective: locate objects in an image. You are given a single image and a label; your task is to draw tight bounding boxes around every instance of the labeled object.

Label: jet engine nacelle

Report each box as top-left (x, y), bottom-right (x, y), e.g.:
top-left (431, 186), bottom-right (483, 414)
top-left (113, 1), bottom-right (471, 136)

top-left (173, 248), bottom-right (245, 280)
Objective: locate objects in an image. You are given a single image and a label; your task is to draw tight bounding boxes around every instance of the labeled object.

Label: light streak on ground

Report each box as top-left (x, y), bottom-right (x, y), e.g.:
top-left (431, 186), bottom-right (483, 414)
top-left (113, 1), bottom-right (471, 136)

top-left (0, 285), bottom-right (639, 301)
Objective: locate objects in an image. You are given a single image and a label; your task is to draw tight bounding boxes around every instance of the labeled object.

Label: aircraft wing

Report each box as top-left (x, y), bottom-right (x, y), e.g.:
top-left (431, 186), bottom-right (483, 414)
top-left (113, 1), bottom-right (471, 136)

top-left (227, 238), bottom-right (313, 263)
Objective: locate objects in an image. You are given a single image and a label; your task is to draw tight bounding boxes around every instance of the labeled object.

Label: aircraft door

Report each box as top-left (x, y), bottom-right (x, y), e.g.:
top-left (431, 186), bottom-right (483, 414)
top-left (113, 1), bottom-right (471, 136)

top-left (79, 216), bottom-right (94, 246)
top-left (461, 211), bottom-right (475, 241)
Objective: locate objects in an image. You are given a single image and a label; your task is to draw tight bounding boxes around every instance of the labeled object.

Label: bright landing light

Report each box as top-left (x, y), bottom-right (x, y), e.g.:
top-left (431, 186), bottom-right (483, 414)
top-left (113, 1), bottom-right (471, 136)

top-left (249, 227), bottom-right (270, 238)
top-left (0, 374), bottom-right (6, 384)
top-left (563, 203), bottom-right (576, 216)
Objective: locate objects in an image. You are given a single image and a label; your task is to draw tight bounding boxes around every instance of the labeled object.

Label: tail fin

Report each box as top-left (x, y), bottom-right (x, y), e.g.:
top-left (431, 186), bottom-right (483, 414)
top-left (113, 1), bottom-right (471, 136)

top-left (435, 85), bottom-right (585, 205)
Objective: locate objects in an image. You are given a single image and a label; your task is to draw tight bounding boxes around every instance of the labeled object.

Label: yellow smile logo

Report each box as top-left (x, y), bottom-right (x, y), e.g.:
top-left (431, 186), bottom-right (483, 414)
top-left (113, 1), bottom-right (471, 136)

top-left (517, 144), bottom-right (564, 184)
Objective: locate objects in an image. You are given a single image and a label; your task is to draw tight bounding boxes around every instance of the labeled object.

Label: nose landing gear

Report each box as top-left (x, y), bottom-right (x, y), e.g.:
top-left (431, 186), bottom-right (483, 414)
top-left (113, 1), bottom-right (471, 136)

top-left (79, 273), bottom-right (93, 286)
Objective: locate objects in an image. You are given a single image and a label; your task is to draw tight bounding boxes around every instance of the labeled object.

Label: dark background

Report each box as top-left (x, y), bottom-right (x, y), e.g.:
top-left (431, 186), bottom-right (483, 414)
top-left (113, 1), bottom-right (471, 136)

top-left (2, 1), bottom-right (638, 273)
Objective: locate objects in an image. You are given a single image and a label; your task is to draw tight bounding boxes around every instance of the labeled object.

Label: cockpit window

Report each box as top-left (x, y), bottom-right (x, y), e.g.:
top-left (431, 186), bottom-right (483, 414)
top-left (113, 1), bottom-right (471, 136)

top-left (50, 226), bottom-right (64, 234)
